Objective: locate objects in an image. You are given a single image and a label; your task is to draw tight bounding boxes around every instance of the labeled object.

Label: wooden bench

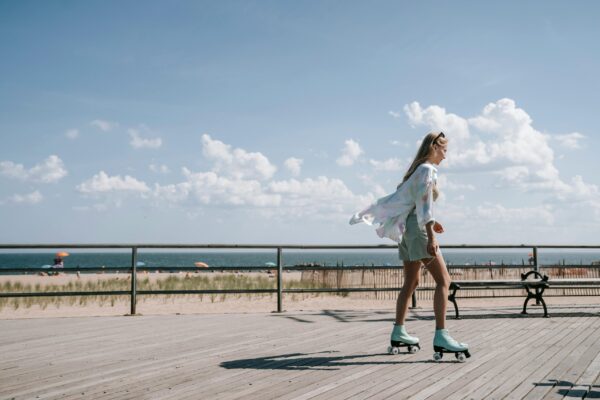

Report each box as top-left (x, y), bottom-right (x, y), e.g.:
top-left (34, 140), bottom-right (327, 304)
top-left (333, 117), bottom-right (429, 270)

top-left (448, 271), bottom-right (550, 318)
top-left (543, 278), bottom-right (600, 290)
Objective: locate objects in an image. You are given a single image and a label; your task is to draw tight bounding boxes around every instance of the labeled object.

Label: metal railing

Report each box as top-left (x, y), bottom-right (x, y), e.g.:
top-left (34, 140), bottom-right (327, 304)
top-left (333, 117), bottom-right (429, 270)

top-left (1, 243), bottom-right (599, 314)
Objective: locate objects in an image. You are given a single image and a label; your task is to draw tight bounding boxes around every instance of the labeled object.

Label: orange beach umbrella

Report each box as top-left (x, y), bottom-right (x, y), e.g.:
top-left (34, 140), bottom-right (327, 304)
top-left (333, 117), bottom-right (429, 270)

top-left (194, 262), bottom-right (209, 268)
top-left (56, 252), bottom-right (70, 257)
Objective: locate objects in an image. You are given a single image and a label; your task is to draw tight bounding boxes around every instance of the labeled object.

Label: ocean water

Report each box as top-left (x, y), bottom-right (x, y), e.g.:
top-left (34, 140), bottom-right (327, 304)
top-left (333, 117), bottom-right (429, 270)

top-left (0, 249), bottom-right (599, 270)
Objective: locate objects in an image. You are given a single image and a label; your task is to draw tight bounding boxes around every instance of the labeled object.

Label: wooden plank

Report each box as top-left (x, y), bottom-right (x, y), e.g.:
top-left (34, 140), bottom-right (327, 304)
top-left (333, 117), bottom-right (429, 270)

top-left (0, 313), bottom-right (274, 399)
top-left (62, 311), bottom-right (380, 400)
top-left (57, 312), bottom-right (319, 400)
top-left (422, 315), bottom-right (575, 400)
top-left (222, 321), bottom-right (408, 400)
top-left (522, 318), bottom-right (600, 399)
top-left (567, 349), bottom-right (600, 399)
top-left (321, 317), bottom-right (515, 400)
top-left (456, 316), bottom-right (580, 400)
top-left (1, 305), bottom-right (600, 400)
top-left (493, 317), bottom-right (599, 399)
top-left (118, 310), bottom-right (412, 396)
top-left (336, 316), bottom-right (516, 400)
top-left (542, 331), bottom-right (600, 399)
top-left (177, 312), bottom-right (393, 400)
top-left (105, 318), bottom-right (363, 400)
top-left (485, 317), bottom-right (596, 399)
top-left (260, 314), bottom-right (505, 400)
top-left (363, 319), bottom-right (545, 400)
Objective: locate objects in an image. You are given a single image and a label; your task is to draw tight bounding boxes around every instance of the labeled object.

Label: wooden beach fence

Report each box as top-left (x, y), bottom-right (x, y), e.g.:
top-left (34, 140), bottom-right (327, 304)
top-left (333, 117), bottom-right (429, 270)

top-left (1, 244), bottom-right (600, 314)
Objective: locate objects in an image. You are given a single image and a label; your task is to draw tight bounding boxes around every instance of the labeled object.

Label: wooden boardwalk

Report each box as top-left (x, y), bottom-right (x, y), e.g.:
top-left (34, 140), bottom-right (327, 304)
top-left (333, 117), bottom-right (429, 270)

top-left (1, 304), bottom-right (600, 399)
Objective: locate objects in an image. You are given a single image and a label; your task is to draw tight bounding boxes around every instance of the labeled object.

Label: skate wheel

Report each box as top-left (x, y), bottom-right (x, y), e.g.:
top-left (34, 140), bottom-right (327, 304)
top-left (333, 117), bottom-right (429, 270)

top-left (456, 352), bottom-right (466, 362)
top-left (391, 347), bottom-right (400, 355)
top-left (387, 346), bottom-right (393, 354)
top-left (409, 345), bottom-right (419, 354)
top-left (433, 352), bottom-right (443, 361)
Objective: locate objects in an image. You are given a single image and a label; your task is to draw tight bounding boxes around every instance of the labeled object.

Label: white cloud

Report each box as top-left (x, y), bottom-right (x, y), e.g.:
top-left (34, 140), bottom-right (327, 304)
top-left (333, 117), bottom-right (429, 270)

top-left (267, 176), bottom-right (375, 219)
top-left (0, 161), bottom-right (27, 180)
top-left (357, 174), bottom-right (388, 198)
top-left (129, 129), bottom-right (162, 149)
top-left (402, 98), bottom-right (600, 227)
top-left (65, 129), bottom-right (79, 139)
top-left (201, 134), bottom-right (276, 180)
top-left (437, 175), bottom-right (476, 191)
top-left (7, 190), bottom-right (43, 205)
top-left (465, 99), bottom-right (555, 169)
top-left (336, 139), bottom-right (363, 167)
top-left (149, 164), bottom-right (171, 174)
top-left (555, 175), bottom-right (600, 203)
top-left (77, 136), bottom-right (380, 219)
top-left (403, 98), bottom-right (593, 197)
top-left (269, 176), bottom-right (353, 199)
top-left (148, 134), bottom-right (383, 221)
top-left (0, 155), bottom-right (67, 183)
top-left (73, 203), bottom-right (109, 212)
top-left (90, 120), bottom-right (117, 132)
top-left (284, 157), bottom-right (303, 176)
top-left (388, 111), bottom-right (402, 118)
top-left (150, 165), bottom-right (378, 222)
top-left (552, 132), bottom-right (585, 149)
top-left (476, 202), bottom-right (555, 225)
top-left (403, 101), bottom-right (470, 141)
top-left (29, 156), bottom-right (68, 183)
top-left (186, 169), bottom-right (281, 207)
top-left (77, 171), bottom-right (150, 193)
top-left (152, 181), bottom-right (191, 204)
top-left (369, 158), bottom-right (404, 172)
top-left (153, 168), bottom-right (281, 207)
top-left (390, 140), bottom-right (409, 147)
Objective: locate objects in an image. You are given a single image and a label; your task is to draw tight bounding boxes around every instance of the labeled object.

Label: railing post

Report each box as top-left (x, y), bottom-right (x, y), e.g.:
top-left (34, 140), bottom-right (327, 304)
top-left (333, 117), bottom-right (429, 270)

top-left (130, 246), bottom-right (137, 315)
top-left (411, 292), bottom-right (417, 308)
top-left (532, 246), bottom-right (540, 305)
top-left (277, 247), bottom-right (283, 313)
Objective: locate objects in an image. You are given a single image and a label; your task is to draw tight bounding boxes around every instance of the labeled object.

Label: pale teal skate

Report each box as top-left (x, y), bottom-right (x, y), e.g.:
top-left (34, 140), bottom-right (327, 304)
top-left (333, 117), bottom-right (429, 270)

top-left (433, 328), bottom-right (471, 362)
top-left (387, 324), bottom-right (420, 354)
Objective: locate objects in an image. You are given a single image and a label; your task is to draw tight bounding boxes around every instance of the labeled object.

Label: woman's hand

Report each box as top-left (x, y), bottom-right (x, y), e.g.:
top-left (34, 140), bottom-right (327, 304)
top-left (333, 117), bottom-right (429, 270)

top-left (433, 221), bottom-right (444, 234)
top-left (427, 237), bottom-right (439, 256)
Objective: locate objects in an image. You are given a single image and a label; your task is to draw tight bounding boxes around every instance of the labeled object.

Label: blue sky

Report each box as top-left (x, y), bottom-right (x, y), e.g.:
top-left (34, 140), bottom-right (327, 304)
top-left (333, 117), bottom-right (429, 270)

top-left (0, 1), bottom-right (599, 245)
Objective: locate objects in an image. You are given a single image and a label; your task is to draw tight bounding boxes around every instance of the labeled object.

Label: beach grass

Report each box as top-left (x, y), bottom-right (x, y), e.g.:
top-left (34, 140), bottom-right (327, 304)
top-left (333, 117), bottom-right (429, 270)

top-left (0, 272), bottom-right (335, 311)
top-left (1, 265), bottom-right (599, 312)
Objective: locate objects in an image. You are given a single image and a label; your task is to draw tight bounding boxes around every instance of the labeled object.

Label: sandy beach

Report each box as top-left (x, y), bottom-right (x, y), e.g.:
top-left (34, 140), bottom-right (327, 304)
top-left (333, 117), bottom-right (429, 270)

top-left (1, 271), bottom-right (597, 319)
top-left (0, 270), bottom-right (303, 286)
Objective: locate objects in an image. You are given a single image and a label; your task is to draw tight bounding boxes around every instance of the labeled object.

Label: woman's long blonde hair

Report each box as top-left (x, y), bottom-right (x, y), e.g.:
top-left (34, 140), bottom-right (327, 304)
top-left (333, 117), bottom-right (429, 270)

top-left (397, 131), bottom-right (447, 200)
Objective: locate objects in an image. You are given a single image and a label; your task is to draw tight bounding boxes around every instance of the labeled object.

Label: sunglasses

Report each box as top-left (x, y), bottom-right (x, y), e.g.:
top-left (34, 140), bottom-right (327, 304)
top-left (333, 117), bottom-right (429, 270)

top-left (434, 132), bottom-right (445, 144)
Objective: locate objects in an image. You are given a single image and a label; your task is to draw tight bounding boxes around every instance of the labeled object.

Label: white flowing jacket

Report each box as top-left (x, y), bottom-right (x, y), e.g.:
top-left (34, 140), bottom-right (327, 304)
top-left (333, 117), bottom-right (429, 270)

top-left (349, 162), bottom-right (438, 243)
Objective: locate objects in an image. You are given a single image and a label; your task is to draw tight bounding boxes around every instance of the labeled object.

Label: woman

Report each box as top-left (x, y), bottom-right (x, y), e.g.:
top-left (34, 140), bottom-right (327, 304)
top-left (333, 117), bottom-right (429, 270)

top-left (350, 132), bottom-right (470, 361)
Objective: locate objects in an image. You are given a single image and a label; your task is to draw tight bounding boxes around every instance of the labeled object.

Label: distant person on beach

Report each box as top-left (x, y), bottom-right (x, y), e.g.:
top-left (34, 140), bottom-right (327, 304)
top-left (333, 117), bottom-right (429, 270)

top-left (350, 132), bottom-right (470, 361)
top-left (50, 256), bottom-right (64, 275)
top-left (52, 256), bottom-right (64, 268)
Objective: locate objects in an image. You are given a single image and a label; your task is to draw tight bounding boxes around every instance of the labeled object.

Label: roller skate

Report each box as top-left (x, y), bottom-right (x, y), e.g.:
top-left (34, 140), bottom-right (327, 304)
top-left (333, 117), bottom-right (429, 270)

top-left (432, 328), bottom-right (471, 362)
top-left (387, 324), bottom-right (420, 355)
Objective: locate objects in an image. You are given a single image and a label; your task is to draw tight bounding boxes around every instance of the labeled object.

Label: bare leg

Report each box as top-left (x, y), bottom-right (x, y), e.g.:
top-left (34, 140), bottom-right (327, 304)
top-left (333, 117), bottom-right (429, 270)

top-left (395, 260), bottom-right (421, 325)
top-left (422, 253), bottom-right (451, 329)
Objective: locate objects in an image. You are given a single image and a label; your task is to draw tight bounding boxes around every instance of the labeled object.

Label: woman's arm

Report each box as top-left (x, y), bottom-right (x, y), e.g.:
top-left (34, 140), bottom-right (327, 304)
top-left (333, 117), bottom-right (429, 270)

top-left (415, 166), bottom-right (436, 229)
top-left (425, 221), bottom-right (439, 256)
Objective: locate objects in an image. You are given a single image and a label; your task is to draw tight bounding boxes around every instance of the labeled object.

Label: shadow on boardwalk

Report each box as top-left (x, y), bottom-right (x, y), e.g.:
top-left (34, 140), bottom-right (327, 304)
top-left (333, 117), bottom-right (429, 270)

top-left (532, 380), bottom-right (600, 398)
top-left (269, 306), bottom-right (600, 324)
top-left (220, 351), bottom-right (452, 371)
top-left (1, 304), bottom-right (599, 399)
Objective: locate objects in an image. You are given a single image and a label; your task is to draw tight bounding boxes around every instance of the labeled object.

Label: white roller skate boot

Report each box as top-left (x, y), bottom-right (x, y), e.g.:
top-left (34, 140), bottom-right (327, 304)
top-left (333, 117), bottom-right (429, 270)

top-left (387, 324), bottom-right (420, 355)
top-left (433, 328), bottom-right (471, 362)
